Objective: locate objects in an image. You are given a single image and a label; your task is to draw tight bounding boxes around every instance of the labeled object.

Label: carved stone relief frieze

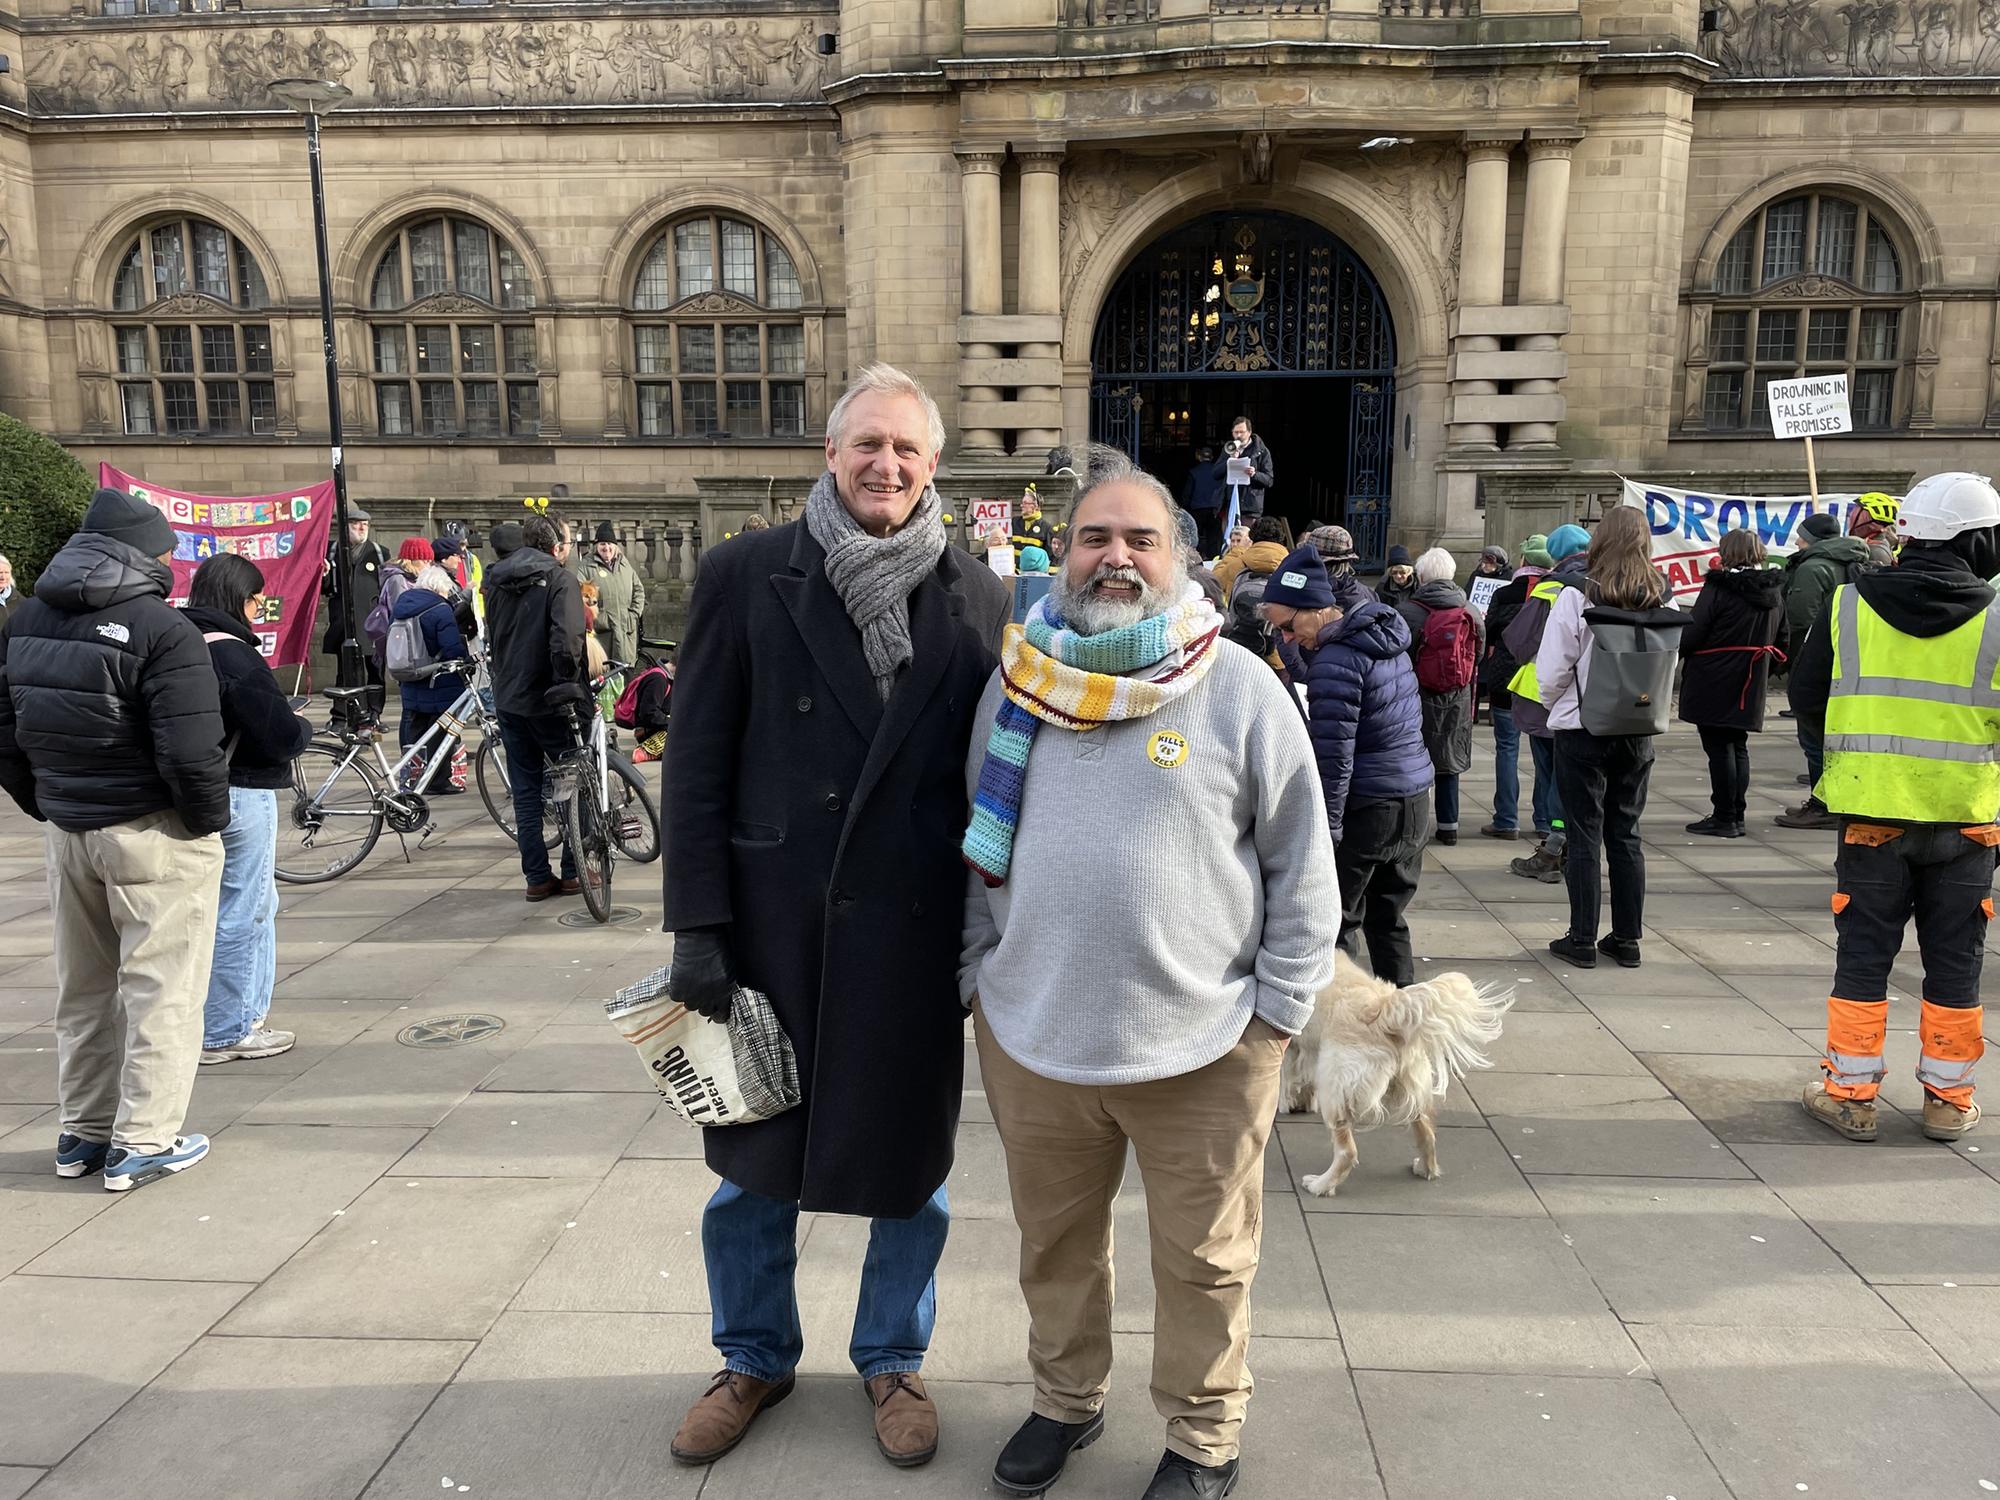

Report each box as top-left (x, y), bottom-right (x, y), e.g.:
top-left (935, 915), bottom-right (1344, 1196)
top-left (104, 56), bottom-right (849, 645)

top-left (1702, 0), bottom-right (2000, 78)
top-left (1057, 150), bottom-right (1203, 306)
top-left (26, 15), bottom-right (835, 115)
top-left (1338, 142), bottom-right (1465, 307)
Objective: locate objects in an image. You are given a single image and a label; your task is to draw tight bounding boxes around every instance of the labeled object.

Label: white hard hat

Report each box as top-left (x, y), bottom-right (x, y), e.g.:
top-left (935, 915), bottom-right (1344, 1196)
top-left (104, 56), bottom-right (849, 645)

top-left (1896, 472), bottom-right (2000, 541)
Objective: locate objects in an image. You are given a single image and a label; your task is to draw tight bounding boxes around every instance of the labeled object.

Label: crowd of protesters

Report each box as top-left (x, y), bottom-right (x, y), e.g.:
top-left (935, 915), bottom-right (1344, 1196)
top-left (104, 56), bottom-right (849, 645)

top-left (0, 362), bottom-right (1988, 1497)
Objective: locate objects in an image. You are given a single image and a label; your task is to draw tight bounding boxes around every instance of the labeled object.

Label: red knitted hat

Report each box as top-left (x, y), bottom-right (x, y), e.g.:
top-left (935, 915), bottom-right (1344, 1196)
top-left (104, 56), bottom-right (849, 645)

top-left (398, 537), bottom-right (434, 565)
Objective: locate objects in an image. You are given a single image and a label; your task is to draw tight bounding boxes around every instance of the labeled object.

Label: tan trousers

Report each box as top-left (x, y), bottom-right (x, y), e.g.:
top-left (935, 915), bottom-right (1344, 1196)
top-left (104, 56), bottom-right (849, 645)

top-left (47, 811), bottom-right (225, 1155)
top-left (975, 1009), bottom-right (1287, 1466)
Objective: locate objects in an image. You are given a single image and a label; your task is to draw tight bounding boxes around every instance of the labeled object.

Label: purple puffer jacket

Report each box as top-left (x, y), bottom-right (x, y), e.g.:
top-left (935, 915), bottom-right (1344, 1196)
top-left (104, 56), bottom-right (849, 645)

top-left (1297, 599), bottom-right (1434, 845)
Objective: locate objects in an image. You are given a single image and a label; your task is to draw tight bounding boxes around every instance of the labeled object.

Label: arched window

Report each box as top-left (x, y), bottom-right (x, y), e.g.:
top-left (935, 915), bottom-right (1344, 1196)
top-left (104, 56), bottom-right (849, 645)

top-left (366, 215), bottom-right (539, 439)
top-left (1699, 191), bottom-right (1910, 433)
top-left (109, 217), bottom-right (273, 435)
top-left (627, 212), bottom-right (807, 439)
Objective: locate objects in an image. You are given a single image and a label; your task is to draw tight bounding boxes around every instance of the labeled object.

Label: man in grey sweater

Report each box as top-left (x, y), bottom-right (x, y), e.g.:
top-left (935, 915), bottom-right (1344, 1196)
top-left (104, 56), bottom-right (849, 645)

top-left (960, 448), bottom-right (1340, 1500)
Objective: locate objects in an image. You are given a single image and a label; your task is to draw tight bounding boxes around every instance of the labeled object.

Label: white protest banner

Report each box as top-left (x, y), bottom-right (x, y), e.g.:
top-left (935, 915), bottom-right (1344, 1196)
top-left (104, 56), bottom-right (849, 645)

top-left (1621, 479), bottom-right (1855, 601)
top-left (1767, 373), bottom-right (1853, 440)
top-left (1468, 575), bottom-right (1504, 614)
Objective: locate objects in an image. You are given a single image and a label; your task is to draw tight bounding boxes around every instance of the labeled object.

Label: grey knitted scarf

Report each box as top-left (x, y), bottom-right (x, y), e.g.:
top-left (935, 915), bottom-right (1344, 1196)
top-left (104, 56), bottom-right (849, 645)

top-left (805, 472), bottom-right (946, 703)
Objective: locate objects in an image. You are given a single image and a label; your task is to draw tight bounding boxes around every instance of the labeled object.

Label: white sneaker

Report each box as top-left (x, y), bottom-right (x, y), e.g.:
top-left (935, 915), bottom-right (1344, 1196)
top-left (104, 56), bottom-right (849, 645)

top-left (200, 1025), bottom-right (297, 1064)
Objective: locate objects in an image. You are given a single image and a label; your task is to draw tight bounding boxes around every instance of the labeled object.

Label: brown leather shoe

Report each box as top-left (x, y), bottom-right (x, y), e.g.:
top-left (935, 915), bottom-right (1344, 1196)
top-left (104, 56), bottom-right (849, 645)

top-left (670, 1369), bottom-right (795, 1465)
top-left (865, 1371), bottom-right (939, 1467)
top-left (524, 879), bottom-right (562, 903)
top-left (557, 877), bottom-right (582, 896)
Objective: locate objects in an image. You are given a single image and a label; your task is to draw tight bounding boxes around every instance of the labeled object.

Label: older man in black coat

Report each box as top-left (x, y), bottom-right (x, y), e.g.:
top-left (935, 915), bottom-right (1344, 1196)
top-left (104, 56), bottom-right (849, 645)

top-left (662, 364), bottom-right (1009, 1471)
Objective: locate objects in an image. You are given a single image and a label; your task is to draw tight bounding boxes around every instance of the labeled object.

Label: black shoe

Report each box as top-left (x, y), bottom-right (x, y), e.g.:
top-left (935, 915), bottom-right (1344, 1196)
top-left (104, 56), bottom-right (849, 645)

top-left (1774, 798), bottom-right (1837, 830)
top-left (1795, 772), bottom-right (1811, 785)
top-left (1434, 829), bottom-right (1458, 846)
top-left (1685, 817), bottom-right (1745, 839)
top-left (994, 1413), bottom-right (1106, 1497)
top-left (1141, 1451), bottom-right (1240, 1500)
top-left (1548, 935), bottom-right (1597, 969)
top-left (1597, 934), bottom-right (1642, 968)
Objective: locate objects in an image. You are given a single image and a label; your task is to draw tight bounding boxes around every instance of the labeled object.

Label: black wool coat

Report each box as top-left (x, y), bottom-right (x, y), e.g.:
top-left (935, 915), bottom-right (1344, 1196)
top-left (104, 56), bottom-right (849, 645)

top-left (662, 520), bottom-right (1010, 1218)
top-left (1678, 565), bottom-right (1785, 732)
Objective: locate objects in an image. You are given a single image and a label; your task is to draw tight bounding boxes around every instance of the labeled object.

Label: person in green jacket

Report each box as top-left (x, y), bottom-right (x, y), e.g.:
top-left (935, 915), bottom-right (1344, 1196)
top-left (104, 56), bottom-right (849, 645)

top-left (1776, 513), bottom-right (1872, 830)
top-left (577, 521), bottom-right (647, 667)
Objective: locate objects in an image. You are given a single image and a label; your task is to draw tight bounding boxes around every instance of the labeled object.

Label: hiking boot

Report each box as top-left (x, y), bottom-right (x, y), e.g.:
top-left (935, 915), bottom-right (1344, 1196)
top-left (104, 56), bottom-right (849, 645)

top-left (1775, 798), bottom-right (1837, 830)
top-left (55, 1132), bottom-right (109, 1178)
top-left (994, 1413), bottom-right (1106, 1498)
top-left (103, 1134), bottom-right (210, 1191)
top-left (670, 1370), bottom-right (796, 1465)
top-left (1597, 934), bottom-right (1642, 968)
top-left (1548, 935), bottom-right (1597, 969)
top-left (201, 1025), bottom-right (296, 1065)
top-left (1142, 1451), bottom-right (1240, 1500)
top-left (524, 879), bottom-right (563, 902)
top-left (1802, 1082), bottom-right (1877, 1141)
top-left (864, 1371), bottom-right (938, 1467)
top-left (1479, 823), bottom-right (1519, 841)
top-left (1922, 1095), bottom-right (1981, 1142)
top-left (1510, 847), bottom-right (1564, 884)
top-left (1685, 817), bottom-right (1745, 839)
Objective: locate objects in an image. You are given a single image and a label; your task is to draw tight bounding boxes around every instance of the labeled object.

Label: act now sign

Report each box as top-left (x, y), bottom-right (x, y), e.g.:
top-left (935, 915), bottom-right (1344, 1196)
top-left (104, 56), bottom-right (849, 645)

top-left (1621, 480), bottom-right (1858, 601)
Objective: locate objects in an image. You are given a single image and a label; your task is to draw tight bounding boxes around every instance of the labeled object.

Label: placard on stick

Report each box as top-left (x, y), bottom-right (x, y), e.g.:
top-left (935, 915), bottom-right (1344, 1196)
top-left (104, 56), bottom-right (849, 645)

top-left (1767, 373), bottom-right (1852, 501)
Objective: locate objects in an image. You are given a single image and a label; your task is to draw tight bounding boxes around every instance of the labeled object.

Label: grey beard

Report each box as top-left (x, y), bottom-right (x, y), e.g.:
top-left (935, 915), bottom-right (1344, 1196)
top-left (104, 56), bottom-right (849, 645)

top-left (1050, 564), bottom-right (1181, 637)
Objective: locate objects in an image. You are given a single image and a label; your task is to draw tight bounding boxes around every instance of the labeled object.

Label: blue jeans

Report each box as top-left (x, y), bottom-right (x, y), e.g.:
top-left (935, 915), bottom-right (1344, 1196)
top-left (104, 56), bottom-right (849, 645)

top-left (496, 712), bottom-right (577, 887)
top-left (1530, 733), bottom-right (1565, 842)
top-left (1435, 772), bottom-right (1460, 834)
top-left (703, 1177), bottom-right (951, 1382)
top-left (202, 786), bottom-right (278, 1048)
top-left (1490, 705), bottom-right (1520, 831)
top-left (1798, 713), bottom-right (1824, 789)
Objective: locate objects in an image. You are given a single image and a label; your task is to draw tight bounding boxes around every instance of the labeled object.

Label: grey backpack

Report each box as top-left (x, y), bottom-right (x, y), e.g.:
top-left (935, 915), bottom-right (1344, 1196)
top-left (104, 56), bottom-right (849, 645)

top-left (385, 612), bottom-right (439, 683)
top-left (1579, 606), bottom-right (1686, 737)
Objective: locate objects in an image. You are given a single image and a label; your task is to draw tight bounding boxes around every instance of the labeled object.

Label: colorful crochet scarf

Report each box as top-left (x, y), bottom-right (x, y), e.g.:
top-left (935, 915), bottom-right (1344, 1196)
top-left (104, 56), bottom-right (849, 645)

top-left (963, 585), bottom-right (1221, 887)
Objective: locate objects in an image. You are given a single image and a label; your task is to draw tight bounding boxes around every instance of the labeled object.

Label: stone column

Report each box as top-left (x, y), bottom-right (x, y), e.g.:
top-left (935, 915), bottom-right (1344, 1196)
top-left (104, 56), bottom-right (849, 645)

top-left (1454, 134), bottom-right (1517, 451)
top-left (1016, 148), bottom-right (1065, 451)
top-left (1509, 128), bottom-right (1581, 451)
top-left (958, 148), bottom-right (1006, 452)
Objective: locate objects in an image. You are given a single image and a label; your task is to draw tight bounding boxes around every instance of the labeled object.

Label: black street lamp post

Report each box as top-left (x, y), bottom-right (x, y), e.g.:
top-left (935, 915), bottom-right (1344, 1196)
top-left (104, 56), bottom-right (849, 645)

top-left (269, 77), bottom-right (363, 694)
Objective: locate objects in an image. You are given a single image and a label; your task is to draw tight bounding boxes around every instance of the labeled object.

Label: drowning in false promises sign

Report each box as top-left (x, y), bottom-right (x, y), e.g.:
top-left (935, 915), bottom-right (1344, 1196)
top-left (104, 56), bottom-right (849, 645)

top-left (1621, 480), bottom-right (1857, 601)
top-left (1767, 373), bottom-right (1853, 440)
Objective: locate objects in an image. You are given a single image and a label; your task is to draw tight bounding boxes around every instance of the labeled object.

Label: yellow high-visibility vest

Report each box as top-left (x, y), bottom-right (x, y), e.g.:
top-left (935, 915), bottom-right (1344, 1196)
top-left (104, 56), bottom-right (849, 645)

top-left (1504, 577), bottom-right (1570, 703)
top-left (1821, 583), bottom-right (2000, 824)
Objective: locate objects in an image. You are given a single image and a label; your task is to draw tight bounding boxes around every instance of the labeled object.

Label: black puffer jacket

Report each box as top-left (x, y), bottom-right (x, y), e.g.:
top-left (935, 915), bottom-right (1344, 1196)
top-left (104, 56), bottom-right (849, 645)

top-left (482, 545), bottom-right (589, 718)
top-left (1677, 566), bottom-right (1785, 732)
top-left (0, 533), bottom-right (230, 833)
top-left (182, 605), bottom-right (313, 790)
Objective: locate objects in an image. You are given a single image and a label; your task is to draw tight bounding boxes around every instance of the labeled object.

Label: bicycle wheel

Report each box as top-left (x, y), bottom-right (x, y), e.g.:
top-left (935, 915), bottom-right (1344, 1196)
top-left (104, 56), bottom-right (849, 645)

top-left (563, 757), bottom-right (614, 923)
top-left (474, 734), bottom-right (517, 839)
top-left (277, 742), bottom-right (384, 884)
top-left (605, 753), bottom-right (661, 864)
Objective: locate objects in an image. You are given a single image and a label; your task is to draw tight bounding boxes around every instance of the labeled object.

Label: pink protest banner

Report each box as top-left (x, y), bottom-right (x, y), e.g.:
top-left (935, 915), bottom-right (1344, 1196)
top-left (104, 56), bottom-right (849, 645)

top-left (99, 464), bottom-right (335, 668)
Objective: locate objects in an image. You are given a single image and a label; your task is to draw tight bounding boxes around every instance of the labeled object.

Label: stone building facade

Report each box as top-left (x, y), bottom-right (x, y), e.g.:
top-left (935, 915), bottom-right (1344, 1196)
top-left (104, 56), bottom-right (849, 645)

top-left (2, 0), bottom-right (1998, 565)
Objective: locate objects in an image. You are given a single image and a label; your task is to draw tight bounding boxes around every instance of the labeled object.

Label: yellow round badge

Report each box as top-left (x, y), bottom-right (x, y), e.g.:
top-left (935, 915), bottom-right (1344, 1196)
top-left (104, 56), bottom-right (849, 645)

top-left (1147, 730), bottom-right (1190, 769)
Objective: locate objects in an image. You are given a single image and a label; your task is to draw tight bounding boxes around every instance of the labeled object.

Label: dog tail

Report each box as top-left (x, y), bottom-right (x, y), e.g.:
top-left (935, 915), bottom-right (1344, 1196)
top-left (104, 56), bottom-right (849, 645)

top-left (1386, 977), bottom-right (1515, 1097)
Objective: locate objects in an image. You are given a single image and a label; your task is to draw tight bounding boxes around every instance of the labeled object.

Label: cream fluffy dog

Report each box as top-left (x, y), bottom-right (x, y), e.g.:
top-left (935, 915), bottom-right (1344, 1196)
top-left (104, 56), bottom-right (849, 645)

top-left (1280, 965), bottom-right (1513, 1197)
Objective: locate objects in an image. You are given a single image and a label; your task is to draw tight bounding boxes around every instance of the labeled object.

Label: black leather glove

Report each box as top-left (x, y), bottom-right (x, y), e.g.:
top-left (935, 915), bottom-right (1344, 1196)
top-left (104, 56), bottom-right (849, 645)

top-left (669, 927), bottom-right (735, 1022)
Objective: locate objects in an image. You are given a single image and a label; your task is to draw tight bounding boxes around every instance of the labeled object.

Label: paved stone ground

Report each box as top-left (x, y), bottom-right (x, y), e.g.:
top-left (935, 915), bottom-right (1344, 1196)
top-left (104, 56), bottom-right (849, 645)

top-left (3, 724), bottom-right (2000, 1500)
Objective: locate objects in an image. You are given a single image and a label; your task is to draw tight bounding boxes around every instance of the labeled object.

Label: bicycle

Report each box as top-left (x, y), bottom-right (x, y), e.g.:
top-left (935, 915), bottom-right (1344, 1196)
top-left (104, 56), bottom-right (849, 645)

top-left (477, 667), bottom-right (660, 867)
top-left (546, 696), bottom-right (618, 923)
top-left (278, 654), bottom-right (512, 884)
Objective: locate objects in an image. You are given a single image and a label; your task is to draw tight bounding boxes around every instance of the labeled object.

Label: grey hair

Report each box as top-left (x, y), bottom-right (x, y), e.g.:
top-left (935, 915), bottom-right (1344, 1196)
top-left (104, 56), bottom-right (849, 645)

top-left (1414, 546), bottom-right (1456, 586)
top-left (414, 563), bottom-right (457, 596)
top-left (826, 363), bottom-right (947, 459)
top-left (1068, 442), bottom-right (1194, 569)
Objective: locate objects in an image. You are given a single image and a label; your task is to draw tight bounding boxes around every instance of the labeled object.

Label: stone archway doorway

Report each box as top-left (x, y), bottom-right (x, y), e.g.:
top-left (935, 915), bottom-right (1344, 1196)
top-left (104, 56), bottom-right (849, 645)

top-left (1088, 209), bottom-right (1397, 566)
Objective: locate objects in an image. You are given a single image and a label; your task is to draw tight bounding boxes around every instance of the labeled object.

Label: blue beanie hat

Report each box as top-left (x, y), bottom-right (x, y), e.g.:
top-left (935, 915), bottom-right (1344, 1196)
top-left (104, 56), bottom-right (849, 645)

top-left (1260, 544), bottom-right (1335, 610)
top-left (1019, 545), bottom-right (1050, 574)
top-left (1547, 523), bottom-right (1591, 561)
